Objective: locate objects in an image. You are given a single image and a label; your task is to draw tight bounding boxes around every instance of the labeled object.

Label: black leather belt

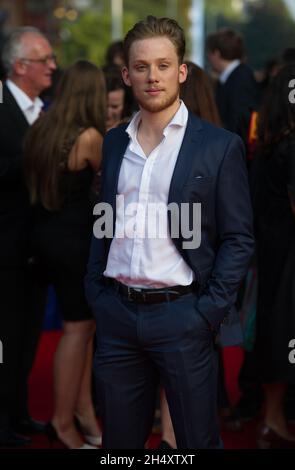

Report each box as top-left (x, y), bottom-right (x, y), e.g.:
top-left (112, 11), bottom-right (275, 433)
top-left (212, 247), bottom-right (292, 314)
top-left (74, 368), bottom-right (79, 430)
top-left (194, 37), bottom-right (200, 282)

top-left (104, 277), bottom-right (197, 304)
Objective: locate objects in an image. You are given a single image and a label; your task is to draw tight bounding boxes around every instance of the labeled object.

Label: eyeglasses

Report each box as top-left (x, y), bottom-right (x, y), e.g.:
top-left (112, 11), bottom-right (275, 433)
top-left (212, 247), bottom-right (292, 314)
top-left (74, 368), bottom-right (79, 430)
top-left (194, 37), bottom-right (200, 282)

top-left (20, 54), bottom-right (57, 65)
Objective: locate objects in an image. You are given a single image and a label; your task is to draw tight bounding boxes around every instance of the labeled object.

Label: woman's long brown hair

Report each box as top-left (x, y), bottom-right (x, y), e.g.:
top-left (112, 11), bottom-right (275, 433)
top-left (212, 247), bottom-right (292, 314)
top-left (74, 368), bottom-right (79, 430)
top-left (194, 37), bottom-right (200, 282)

top-left (24, 60), bottom-right (106, 210)
top-left (257, 64), bottom-right (295, 156)
top-left (180, 61), bottom-right (221, 126)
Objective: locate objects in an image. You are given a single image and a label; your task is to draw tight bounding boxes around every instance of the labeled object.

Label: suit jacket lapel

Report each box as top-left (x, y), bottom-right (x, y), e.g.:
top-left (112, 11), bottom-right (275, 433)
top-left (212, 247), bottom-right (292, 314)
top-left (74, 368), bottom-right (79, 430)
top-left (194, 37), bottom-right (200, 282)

top-left (3, 84), bottom-right (30, 134)
top-left (107, 114), bottom-right (203, 208)
top-left (168, 112), bottom-right (203, 205)
top-left (167, 112), bottom-right (203, 256)
top-left (106, 114), bottom-right (203, 245)
top-left (105, 127), bottom-right (130, 236)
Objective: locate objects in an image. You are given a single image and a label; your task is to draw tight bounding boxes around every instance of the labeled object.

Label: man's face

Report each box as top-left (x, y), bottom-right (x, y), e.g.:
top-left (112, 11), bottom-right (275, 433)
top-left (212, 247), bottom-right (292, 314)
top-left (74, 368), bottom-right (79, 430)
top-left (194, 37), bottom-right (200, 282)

top-left (17, 34), bottom-right (56, 95)
top-left (122, 36), bottom-right (187, 113)
top-left (207, 49), bottom-right (223, 74)
top-left (106, 88), bottom-right (125, 130)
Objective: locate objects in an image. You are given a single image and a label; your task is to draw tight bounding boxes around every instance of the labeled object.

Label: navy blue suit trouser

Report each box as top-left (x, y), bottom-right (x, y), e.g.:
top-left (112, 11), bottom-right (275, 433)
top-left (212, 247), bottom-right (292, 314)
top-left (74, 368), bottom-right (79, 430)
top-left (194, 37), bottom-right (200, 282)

top-left (93, 284), bottom-right (222, 449)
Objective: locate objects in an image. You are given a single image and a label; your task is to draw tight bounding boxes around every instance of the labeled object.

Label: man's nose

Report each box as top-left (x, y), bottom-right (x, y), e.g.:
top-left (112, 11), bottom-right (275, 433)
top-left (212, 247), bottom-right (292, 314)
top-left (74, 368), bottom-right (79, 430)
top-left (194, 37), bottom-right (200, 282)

top-left (48, 57), bottom-right (57, 71)
top-left (50, 61), bottom-right (57, 71)
top-left (147, 65), bottom-right (159, 82)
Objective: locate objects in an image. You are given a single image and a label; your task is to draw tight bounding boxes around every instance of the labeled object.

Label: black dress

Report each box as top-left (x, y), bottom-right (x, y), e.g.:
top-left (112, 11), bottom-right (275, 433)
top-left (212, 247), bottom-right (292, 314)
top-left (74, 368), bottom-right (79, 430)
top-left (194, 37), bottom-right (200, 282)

top-left (32, 166), bottom-right (94, 322)
top-left (252, 136), bottom-right (295, 382)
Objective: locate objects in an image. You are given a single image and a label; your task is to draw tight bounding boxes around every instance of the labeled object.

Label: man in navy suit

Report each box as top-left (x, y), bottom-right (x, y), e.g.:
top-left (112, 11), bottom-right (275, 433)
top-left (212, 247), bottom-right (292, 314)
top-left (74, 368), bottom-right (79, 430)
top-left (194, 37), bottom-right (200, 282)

top-left (206, 28), bottom-right (258, 146)
top-left (85, 16), bottom-right (254, 449)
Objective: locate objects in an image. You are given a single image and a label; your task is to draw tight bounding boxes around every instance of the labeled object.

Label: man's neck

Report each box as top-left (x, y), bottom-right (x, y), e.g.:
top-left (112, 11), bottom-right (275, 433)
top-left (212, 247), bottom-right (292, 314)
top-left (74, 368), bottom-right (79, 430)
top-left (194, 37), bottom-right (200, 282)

top-left (139, 99), bottom-right (181, 140)
top-left (218, 59), bottom-right (232, 74)
top-left (9, 76), bottom-right (38, 101)
top-left (219, 59), bottom-right (241, 84)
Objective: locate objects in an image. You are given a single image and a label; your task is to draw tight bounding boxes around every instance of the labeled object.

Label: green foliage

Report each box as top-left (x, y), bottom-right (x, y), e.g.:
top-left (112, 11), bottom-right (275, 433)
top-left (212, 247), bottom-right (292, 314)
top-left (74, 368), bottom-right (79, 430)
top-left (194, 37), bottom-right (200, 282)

top-left (242, 0), bottom-right (295, 69)
top-left (59, 11), bottom-right (109, 66)
top-left (59, 6), bottom-right (136, 66)
top-left (206, 0), bottom-right (246, 19)
top-left (57, 0), bottom-right (192, 67)
top-left (123, 0), bottom-right (169, 23)
top-left (55, 0), bottom-right (295, 70)
top-left (209, 0), bottom-right (295, 69)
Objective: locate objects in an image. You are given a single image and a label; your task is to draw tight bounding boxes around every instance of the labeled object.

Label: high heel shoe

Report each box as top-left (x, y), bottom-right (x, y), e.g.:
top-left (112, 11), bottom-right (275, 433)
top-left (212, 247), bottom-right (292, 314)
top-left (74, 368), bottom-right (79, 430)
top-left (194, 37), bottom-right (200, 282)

top-left (257, 423), bottom-right (295, 449)
top-left (83, 434), bottom-right (102, 447)
top-left (77, 443), bottom-right (98, 449)
top-left (45, 422), bottom-right (59, 448)
top-left (77, 444), bottom-right (98, 450)
top-left (45, 422), bottom-right (97, 449)
top-left (74, 416), bottom-right (102, 447)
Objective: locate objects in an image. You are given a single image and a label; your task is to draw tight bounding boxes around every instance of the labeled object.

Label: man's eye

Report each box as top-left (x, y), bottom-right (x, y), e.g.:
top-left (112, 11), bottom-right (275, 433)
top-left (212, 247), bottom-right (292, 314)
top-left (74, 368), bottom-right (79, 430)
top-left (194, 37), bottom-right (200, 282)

top-left (136, 65), bottom-right (146, 71)
top-left (159, 64), bottom-right (168, 69)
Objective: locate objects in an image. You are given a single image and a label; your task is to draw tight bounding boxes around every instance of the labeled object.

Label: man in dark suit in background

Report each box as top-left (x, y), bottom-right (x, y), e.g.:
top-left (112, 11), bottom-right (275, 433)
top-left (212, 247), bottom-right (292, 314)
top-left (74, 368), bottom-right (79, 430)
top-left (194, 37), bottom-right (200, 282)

top-left (206, 28), bottom-right (258, 145)
top-left (0, 27), bottom-right (56, 446)
top-left (85, 16), bottom-right (254, 449)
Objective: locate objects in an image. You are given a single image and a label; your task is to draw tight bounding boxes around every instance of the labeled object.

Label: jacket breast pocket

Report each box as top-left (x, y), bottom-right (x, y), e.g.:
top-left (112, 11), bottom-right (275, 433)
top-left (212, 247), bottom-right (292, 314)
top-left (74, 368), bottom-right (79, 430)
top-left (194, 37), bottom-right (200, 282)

top-left (182, 176), bottom-right (214, 202)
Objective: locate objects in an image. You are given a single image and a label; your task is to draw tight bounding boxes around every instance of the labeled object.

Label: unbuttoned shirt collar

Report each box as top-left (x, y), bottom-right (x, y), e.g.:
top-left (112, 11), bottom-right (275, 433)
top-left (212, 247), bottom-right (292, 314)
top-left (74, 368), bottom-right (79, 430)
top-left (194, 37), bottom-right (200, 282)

top-left (219, 59), bottom-right (241, 84)
top-left (6, 79), bottom-right (43, 125)
top-left (125, 100), bottom-right (188, 157)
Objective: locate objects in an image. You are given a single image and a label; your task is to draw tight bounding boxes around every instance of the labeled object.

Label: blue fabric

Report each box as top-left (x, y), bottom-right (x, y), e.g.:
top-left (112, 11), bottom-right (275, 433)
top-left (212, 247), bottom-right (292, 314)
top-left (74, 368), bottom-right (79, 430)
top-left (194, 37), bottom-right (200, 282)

top-left (43, 285), bottom-right (62, 330)
top-left (239, 266), bottom-right (257, 351)
top-left (85, 113), bottom-right (254, 346)
top-left (93, 286), bottom-right (221, 449)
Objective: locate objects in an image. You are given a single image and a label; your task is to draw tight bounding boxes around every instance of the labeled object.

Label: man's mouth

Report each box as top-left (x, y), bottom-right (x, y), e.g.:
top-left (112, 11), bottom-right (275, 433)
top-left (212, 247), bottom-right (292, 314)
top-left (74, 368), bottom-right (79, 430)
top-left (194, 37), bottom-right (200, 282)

top-left (145, 89), bottom-right (163, 95)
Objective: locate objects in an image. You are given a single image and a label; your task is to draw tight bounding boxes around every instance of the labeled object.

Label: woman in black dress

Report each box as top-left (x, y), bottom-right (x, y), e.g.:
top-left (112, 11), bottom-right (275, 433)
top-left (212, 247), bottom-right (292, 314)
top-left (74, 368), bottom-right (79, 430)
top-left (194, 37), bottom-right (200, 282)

top-left (25, 60), bottom-right (106, 448)
top-left (252, 64), bottom-right (295, 448)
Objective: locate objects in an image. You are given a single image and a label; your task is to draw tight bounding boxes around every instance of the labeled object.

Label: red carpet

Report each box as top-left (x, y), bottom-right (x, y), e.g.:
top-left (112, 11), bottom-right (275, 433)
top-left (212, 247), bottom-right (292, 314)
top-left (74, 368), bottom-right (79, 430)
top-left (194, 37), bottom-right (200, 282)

top-left (27, 331), bottom-right (257, 449)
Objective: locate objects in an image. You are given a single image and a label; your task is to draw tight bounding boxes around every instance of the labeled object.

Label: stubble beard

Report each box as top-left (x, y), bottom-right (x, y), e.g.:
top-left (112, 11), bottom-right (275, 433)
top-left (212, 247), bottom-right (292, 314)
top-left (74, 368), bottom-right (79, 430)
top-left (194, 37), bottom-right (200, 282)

top-left (135, 86), bottom-right (180, 113)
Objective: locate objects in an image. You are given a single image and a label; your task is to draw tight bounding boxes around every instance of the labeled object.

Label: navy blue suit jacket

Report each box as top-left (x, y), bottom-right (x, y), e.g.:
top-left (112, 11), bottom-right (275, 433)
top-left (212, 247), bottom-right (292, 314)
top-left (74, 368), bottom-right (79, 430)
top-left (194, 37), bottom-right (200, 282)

top-left (85, 112), bottom-right (254, 346)
top-left (216, 63), bottom-right (258, 143)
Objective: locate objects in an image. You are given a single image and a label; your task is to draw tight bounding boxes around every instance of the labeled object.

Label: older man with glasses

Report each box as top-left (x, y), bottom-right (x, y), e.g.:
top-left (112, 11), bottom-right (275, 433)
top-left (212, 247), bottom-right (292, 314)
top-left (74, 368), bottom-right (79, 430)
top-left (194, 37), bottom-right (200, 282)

top-left (0, 27), bottom-right (56, 446)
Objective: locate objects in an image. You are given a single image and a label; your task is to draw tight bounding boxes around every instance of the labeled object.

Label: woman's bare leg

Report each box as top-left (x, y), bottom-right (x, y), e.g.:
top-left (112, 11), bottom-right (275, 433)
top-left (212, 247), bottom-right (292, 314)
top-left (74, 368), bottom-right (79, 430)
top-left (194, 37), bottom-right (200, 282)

top-left (75, 325), bottom-right (102, 439)
top-left (51, 319), bottom-right (95, 448)
top-left (264, 382), bottom-right (295, 440)
top-left (160, 389), bottom-right (177, 449)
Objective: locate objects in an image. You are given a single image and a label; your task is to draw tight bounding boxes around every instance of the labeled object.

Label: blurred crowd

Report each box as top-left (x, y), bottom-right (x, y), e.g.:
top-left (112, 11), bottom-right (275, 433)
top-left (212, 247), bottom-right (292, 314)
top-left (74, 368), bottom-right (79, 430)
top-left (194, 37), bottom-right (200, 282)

top-left (0, 24), bottom-right (295, 449)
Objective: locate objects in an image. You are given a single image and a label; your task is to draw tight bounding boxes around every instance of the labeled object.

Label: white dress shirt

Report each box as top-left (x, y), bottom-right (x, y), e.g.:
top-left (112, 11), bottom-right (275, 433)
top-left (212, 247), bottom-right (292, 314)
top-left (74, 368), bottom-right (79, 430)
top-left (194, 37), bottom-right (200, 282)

top-left (6, 79), bottom-right (43, 125)
top-left (219, 59), bottom-right (241, 84)
top-left (104, 101), bottom-right (195, 288)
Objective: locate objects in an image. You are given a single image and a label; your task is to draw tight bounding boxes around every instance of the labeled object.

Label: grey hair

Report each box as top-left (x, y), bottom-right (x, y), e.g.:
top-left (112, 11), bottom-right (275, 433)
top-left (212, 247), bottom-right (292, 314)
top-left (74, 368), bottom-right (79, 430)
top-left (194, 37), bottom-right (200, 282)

top-left (2, 26), bottom-right (46, 76)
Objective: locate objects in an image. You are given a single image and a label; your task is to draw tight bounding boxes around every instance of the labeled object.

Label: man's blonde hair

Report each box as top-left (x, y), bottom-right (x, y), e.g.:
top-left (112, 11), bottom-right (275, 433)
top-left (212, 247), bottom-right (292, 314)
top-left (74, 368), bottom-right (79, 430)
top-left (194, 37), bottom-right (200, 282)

top-left (123, 16), bottom-right (185, 65)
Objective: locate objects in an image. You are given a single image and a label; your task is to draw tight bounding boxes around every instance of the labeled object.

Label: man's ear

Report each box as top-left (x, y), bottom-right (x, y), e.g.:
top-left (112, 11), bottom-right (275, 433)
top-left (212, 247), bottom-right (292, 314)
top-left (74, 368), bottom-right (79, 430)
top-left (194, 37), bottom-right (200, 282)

top-left (122, 66), bottom-right (132, 87)
top-left (14, 59), bottom-right (27, 77)
top-left (210, 49), bottom-right (222, 59)
top-left (213, 49), bottom-right (222, 60)
top-left (179, 63), bottom-right (188, 84)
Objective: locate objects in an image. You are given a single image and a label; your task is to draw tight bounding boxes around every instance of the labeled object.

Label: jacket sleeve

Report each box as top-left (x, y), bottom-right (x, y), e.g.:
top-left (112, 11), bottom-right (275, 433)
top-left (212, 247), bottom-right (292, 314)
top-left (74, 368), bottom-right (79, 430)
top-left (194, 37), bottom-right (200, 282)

top-left (84, 132), bottom-right (111, 309)
top-left (196, 134), bottom-right (255, 330)
top-left (0, 154), bottom-right (23, 183)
